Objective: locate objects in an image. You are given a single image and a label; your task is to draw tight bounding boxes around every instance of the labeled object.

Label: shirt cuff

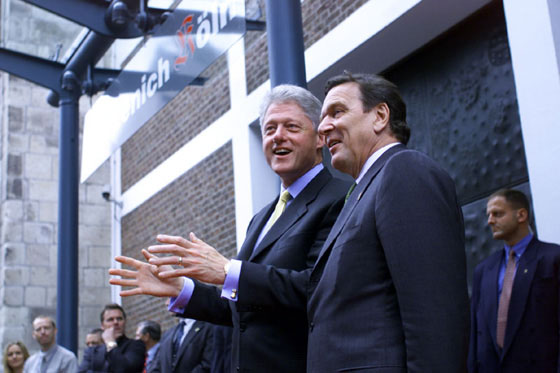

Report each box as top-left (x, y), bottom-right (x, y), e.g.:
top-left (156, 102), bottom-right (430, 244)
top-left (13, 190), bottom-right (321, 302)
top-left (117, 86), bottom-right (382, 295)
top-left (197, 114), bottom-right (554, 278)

top-left (221, 259), bottom-right (242, 302)
top-left (168, 278), bottom-right (194, 314)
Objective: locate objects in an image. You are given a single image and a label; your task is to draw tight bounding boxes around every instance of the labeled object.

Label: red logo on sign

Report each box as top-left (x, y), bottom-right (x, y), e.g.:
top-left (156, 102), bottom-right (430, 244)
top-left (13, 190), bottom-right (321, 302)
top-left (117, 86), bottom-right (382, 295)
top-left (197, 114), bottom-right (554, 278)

top-left (174, 15), bottom-right (195, 70)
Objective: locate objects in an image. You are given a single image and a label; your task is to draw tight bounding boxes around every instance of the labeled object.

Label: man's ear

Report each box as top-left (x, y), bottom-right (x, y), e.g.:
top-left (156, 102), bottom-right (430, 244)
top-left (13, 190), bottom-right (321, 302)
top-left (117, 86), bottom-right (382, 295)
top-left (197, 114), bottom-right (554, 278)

top-left (372, 102), bottom-right (390, 134)
top-left (517, 208), bottom-right (529, 224)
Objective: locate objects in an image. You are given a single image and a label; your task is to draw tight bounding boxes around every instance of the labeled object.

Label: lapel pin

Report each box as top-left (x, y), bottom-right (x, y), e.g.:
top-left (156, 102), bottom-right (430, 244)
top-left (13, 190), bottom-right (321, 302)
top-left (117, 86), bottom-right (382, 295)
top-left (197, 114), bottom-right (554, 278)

top-left (195, 327), bottom-right (200, 332)
top-left (523, 269), bottom-right (528, 274)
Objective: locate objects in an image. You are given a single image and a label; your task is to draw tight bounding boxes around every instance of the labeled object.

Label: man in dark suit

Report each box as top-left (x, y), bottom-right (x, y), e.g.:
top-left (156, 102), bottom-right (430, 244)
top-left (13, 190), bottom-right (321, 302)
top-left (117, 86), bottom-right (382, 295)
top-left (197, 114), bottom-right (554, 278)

top-left (109, 84), bottom-right (349, 372)
top-left (305, 72), bottom-right (469, 372)
top-left (469, 189), bottom-right (560, 372)
top-left (152, 318), bottom-right (212, 373)
top-left (79, 303), bottom-right (145, 373)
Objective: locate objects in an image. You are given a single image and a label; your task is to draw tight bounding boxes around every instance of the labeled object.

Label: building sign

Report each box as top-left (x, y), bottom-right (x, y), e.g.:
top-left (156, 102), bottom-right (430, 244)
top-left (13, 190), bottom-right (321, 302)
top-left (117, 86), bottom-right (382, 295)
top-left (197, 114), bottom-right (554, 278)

top-left (81, 0), bottom-right (245, 181)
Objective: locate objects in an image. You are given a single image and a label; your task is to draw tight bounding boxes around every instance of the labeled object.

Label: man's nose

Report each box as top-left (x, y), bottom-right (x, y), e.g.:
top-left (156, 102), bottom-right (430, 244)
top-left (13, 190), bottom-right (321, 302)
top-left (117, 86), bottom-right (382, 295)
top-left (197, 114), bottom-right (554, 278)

top-left (273, 126), bottom-right (287, 142)
top-left (318, 117), bottom-right (333, 136)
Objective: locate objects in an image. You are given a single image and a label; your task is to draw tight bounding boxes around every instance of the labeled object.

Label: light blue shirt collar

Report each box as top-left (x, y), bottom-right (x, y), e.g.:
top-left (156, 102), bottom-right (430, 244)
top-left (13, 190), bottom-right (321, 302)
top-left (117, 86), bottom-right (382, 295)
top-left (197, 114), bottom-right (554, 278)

top-left (147, 342), bottom-right (159, 361)
top-left (504, 232), bottom-right (533, 260)
top-left (282, 163), bottom-right (324, 201)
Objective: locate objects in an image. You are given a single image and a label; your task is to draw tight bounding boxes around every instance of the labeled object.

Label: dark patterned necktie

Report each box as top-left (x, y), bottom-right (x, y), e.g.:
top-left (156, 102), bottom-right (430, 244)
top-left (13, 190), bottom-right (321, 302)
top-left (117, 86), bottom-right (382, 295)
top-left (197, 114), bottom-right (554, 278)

top-left (173, 321), bottom-right (185, 356)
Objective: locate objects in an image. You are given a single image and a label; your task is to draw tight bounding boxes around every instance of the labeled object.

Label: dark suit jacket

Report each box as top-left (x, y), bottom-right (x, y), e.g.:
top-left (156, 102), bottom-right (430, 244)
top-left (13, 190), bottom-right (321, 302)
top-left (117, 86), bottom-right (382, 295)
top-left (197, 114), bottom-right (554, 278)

top-left (153, 320), bottom-right (212, 373)
top-left (78, 335), bottom-right (145, 373)
top-left (179, 168), bottom-right (349, 372)
top-left (307, 145), bottom-right (470, 372)
top-left (469, 237), bottom-right (560, 373)
top-left (210, 325), bottom-right (232, 373)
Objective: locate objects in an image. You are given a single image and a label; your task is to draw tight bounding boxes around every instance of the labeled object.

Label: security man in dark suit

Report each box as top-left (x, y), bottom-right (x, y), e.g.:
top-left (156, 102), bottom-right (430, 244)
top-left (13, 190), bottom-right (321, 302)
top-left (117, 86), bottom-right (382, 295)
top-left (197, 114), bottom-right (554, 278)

top-left (109, 84), bottom-right (350, 372)
top-left (469, 189), bottom-right (560, 372)
top-left (152, 318), bottom-right (212, 373)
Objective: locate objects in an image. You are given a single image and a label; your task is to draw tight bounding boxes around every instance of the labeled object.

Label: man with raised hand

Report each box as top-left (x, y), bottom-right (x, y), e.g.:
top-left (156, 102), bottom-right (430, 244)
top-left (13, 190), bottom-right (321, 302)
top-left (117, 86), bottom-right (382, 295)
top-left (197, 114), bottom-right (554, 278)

top-left (109, 84), bottom-right (349, 373)
top-left (78, 303), bottom-right (145, 372)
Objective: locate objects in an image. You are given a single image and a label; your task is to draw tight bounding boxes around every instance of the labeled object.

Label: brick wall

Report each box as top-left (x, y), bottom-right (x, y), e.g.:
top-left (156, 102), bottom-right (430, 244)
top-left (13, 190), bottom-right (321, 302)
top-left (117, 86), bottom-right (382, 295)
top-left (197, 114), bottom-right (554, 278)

top-left (121, 142), bottom-right (236, 335)
top-left (121, 55), bottom-right (231, 192)
top-left (245, 0), bottom-right (369, 94)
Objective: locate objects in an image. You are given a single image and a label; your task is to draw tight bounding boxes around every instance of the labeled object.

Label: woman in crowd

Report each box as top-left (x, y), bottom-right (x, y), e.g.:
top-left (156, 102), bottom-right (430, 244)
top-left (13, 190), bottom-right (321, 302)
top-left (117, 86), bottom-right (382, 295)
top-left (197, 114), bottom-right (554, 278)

top-left (3, 341), bottom-right (29, 373)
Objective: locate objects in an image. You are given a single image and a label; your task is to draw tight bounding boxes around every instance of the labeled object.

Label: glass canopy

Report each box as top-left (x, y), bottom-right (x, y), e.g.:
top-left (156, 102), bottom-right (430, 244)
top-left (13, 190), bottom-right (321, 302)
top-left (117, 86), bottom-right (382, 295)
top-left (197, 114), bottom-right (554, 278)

top-left (0, 0), bottom-right (176, 68)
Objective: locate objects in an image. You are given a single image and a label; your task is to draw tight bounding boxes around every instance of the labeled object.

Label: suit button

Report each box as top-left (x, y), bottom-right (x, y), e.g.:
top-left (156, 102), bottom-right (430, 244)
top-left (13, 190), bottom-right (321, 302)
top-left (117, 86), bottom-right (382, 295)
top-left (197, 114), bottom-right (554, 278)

top-left (236, 367), bottom-right (240, 371)
top-left (309, 322), bottom-right (314, 332)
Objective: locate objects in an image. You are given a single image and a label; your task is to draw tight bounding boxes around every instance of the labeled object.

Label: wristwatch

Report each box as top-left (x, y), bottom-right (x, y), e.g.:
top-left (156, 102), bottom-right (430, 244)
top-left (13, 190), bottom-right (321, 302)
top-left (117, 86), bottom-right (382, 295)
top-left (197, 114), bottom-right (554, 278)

top-left (106, 341), bottom-right (117, 352)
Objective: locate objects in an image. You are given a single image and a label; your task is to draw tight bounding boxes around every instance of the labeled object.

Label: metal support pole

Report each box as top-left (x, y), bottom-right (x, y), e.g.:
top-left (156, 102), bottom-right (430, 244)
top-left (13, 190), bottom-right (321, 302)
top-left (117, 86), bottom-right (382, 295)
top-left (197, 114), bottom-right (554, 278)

top-left (265, 0), bottom-right (306, 88)
top-left (56, 70), bottom-right (81, 353)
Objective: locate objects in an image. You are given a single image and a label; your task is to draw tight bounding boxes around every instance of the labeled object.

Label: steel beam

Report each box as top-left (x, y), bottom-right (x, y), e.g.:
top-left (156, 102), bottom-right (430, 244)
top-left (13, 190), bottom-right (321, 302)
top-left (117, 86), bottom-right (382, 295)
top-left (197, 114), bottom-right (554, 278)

top-left (56, 71), bottom-right (81, 353)
top-left (0, 48), bottom-right (64, 91)
top-left (264, 0), bottom-right (306, 88)
top-left (21, 0), bottom-right (165, 38)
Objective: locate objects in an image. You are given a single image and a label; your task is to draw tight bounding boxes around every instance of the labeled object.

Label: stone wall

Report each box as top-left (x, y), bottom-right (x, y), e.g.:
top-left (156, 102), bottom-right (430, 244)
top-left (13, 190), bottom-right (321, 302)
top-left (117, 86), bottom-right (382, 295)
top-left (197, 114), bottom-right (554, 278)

top-left (0, 75), bottom-right (113, 361)
top-left (0, 0), bottom-right (112, 364)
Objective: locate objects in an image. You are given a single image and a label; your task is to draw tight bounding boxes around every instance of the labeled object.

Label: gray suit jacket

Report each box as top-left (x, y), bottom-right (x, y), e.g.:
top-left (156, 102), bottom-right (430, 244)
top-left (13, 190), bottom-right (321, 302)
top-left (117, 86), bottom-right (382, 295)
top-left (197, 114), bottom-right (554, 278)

top-left (307, 145), bottom-right (470, 372)
top-left (179, 168), bottom-right (349, 372)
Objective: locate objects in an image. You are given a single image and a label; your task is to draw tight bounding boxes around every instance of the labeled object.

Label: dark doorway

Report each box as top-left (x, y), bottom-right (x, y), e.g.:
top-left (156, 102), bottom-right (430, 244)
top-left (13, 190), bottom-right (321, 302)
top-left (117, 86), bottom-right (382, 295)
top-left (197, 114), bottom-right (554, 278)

top-left (384, 1), bottom-right (530, 292)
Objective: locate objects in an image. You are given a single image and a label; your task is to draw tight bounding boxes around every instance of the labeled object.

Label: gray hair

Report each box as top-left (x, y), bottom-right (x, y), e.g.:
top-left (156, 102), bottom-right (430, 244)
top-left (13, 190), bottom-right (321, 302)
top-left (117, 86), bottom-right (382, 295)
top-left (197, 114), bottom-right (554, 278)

top-left (259, 84), bottom-right (322, 130)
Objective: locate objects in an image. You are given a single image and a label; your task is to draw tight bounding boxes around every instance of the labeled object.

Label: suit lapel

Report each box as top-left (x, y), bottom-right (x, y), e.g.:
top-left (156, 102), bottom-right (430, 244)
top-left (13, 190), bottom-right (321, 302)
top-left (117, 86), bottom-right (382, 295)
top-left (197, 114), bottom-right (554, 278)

top-left (502, 239), bottom-right (538, 355)
top-left (249, 198), bottom-right (307, 261)
top-left (481, 252), bottom-right (501, 355)
top-left (164, 324), bottom-right (179, 365)
top-left (249, 168), bottom-right (331, 262)
top-left (176, 321), bottom-right (203, 366)
top-left (314, 145), bottom-right (405, 270)
top-left (236, 204), bottom-right (274, 261)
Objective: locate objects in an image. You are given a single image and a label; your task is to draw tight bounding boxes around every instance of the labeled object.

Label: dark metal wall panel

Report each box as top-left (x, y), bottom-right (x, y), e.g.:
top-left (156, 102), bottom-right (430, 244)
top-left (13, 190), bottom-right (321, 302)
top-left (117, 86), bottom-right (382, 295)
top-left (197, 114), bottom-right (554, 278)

top-left (386, 1), bottom-right (528, 206)
top-left (383, 2), bottom-right (532, 286)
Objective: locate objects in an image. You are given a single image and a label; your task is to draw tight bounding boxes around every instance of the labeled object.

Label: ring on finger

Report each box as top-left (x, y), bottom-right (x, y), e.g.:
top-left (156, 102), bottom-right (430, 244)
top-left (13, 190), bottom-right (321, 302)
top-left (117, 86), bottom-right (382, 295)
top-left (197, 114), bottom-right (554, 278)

top-left (178, 257), bottom-right (183, 265)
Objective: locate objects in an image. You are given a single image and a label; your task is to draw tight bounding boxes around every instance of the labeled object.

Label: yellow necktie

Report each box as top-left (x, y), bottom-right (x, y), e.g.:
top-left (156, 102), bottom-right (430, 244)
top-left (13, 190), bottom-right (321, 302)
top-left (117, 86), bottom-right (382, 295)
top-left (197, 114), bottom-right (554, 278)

top-left (269, 190), bottom-right (292, 226)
